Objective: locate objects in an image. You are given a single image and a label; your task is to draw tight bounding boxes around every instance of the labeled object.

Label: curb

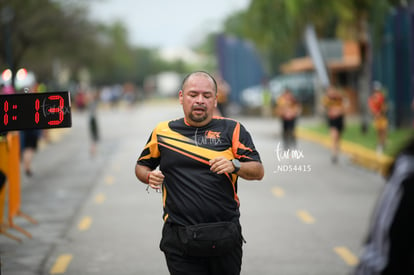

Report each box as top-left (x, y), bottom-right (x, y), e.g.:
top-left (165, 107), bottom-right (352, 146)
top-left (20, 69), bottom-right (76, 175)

top-left (296, 127), bottom-right (394, 175)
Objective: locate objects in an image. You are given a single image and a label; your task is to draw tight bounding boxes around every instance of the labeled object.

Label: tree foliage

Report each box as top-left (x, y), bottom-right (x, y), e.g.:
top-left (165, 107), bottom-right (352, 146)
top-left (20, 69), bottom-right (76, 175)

top-left (215, 0), bottom-right (407, 76)
top-left (0, 0), bottom-right (193, 90)
top-left (0, 0), bottom-right (99, 87)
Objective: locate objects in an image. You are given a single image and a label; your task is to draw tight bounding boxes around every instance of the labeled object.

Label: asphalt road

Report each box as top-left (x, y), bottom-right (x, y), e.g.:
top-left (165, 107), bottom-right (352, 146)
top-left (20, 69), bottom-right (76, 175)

top-left (0, 100), bottom-right (385, 275)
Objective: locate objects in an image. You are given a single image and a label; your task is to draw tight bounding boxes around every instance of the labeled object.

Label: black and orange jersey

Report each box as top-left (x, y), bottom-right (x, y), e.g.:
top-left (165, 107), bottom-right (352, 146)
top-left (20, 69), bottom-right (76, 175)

top-left (322, 94), bottom-right (344, 109)
top-left (137, 117), bottom-right (261, 226)
top-left (368, 91), bottom-right (387, 116)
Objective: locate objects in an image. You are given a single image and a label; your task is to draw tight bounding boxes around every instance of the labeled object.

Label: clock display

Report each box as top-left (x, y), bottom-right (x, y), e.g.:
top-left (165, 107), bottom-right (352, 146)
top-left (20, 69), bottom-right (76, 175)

top-left (0, 91), bottom-right (72, 131)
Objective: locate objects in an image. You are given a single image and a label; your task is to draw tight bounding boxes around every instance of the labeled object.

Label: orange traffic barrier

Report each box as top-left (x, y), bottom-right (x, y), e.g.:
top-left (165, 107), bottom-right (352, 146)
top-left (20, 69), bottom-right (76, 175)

top-left (7, 132), bottom-right (37, 239)
top-left (0, 134), bottom-right (21, 242)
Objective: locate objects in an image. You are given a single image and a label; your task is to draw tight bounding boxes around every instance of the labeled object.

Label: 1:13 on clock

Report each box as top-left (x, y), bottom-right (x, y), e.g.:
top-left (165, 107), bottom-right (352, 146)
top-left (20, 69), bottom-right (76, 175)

top-left (0, 91), bottom-right (72, 131)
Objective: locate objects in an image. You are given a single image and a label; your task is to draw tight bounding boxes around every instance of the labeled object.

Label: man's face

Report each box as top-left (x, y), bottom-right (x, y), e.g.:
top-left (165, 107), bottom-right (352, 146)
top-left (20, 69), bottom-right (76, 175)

top-left (179, 74), bottom-right (217, 127)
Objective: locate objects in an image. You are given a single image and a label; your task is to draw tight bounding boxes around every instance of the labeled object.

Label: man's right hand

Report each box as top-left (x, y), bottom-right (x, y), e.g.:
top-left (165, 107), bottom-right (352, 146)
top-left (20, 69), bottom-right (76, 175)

top-left (147, 170), bottom-right (165, 190)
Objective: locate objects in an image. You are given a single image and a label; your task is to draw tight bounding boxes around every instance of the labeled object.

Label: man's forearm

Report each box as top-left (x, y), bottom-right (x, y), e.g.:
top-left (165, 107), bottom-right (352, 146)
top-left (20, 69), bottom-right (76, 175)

top-left (237, 161), bottom-right (264, 180)
top-left (135, 164), bottom-right (151, 184)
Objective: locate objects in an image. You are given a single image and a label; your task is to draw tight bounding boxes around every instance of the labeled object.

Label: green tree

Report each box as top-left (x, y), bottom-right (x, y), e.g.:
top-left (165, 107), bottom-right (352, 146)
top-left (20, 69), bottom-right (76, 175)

top-left (0, 0), bottom-right (99, 88)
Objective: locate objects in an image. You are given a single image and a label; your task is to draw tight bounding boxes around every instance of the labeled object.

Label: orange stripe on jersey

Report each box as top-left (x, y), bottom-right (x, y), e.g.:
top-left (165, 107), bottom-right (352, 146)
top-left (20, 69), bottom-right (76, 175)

top-left (231, 122), bottom-right (253, 159)
top-left (226, 173), bottom-right (240, 206)
top-left (159, 135), bottom-right (234, 162)
top-left (232, 122), bottom-right (241, 157)
top-left (139, 121), bottom-right (194, 161)
top-left (163, 185), bottom-right (167, 208)
top-left (138, 130), bottom-right (160, 161)
top-left (159, 141), bottom-right (211, 165)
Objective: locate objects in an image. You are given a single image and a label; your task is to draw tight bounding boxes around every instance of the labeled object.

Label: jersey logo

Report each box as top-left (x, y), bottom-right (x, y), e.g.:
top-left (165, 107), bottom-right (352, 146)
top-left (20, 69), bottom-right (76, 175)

top-left (194, 130), bottom-right (222, 146)
top-left (205, 130), bottom-right (221, 139)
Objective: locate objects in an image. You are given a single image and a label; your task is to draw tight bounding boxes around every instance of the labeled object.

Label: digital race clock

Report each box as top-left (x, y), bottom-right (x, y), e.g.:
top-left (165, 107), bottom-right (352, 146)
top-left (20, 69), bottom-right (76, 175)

top-left (0, 91), bottom-right (72, 131)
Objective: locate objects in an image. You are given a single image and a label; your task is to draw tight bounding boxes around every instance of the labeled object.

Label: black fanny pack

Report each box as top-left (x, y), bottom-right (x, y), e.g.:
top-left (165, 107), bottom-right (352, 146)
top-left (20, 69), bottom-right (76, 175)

top-left (178, 221), bottom-right (242, 257)
top-left (160, 221), bottom-right (244, 257)
top-left (159, 221), bottom-right (240, 257)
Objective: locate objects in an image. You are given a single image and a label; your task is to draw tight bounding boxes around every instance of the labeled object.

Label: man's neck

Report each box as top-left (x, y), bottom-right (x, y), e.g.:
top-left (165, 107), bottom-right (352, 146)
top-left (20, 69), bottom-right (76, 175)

top-left (184, 117), bottom-right (212, 128)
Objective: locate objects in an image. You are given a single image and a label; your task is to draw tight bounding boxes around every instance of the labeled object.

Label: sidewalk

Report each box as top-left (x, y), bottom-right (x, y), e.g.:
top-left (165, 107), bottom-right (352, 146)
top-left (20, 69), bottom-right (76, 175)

top-left (296, 127), bottom-right (394, 176)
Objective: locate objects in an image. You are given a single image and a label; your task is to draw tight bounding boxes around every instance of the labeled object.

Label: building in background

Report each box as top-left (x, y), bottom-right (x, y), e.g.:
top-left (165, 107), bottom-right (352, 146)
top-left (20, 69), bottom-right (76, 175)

top-left (216, 34), bottom-right (266, 105)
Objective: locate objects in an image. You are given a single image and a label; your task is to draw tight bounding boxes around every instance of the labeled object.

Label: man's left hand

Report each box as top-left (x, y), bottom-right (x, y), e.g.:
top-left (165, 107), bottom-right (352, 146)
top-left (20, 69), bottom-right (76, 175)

top-left (209, 157), bottom-right (235, 174)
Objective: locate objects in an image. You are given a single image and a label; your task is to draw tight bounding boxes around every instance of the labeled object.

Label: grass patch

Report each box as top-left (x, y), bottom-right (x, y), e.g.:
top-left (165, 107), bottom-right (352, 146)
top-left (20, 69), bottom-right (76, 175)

top-left (303, 121), bottom-right (414, 157)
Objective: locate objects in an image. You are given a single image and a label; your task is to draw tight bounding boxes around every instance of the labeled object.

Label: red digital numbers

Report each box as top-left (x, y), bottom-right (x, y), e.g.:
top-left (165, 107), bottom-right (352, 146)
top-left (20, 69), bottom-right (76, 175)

top-left (0, 91), bottom-right (71, 131)
top-left (35, 99), bottom-right (40, 124)
top-left (47, 95), bottom-right (64, 126)
top-left (3, 100), bottom-right (8, 125)
top-left (3, 100), bottom-right (19, 126)
top-left (33, 95), bottom-right (64, 126)
top-left (4, 96), bottom-right (64, 126)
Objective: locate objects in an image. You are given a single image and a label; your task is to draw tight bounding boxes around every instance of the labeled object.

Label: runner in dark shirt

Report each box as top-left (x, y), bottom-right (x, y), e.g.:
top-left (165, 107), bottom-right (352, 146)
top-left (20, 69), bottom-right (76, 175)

top-left (135, 71), bottom-right (264, 275)
top-left (138, 116), bottom-right (261, 225)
